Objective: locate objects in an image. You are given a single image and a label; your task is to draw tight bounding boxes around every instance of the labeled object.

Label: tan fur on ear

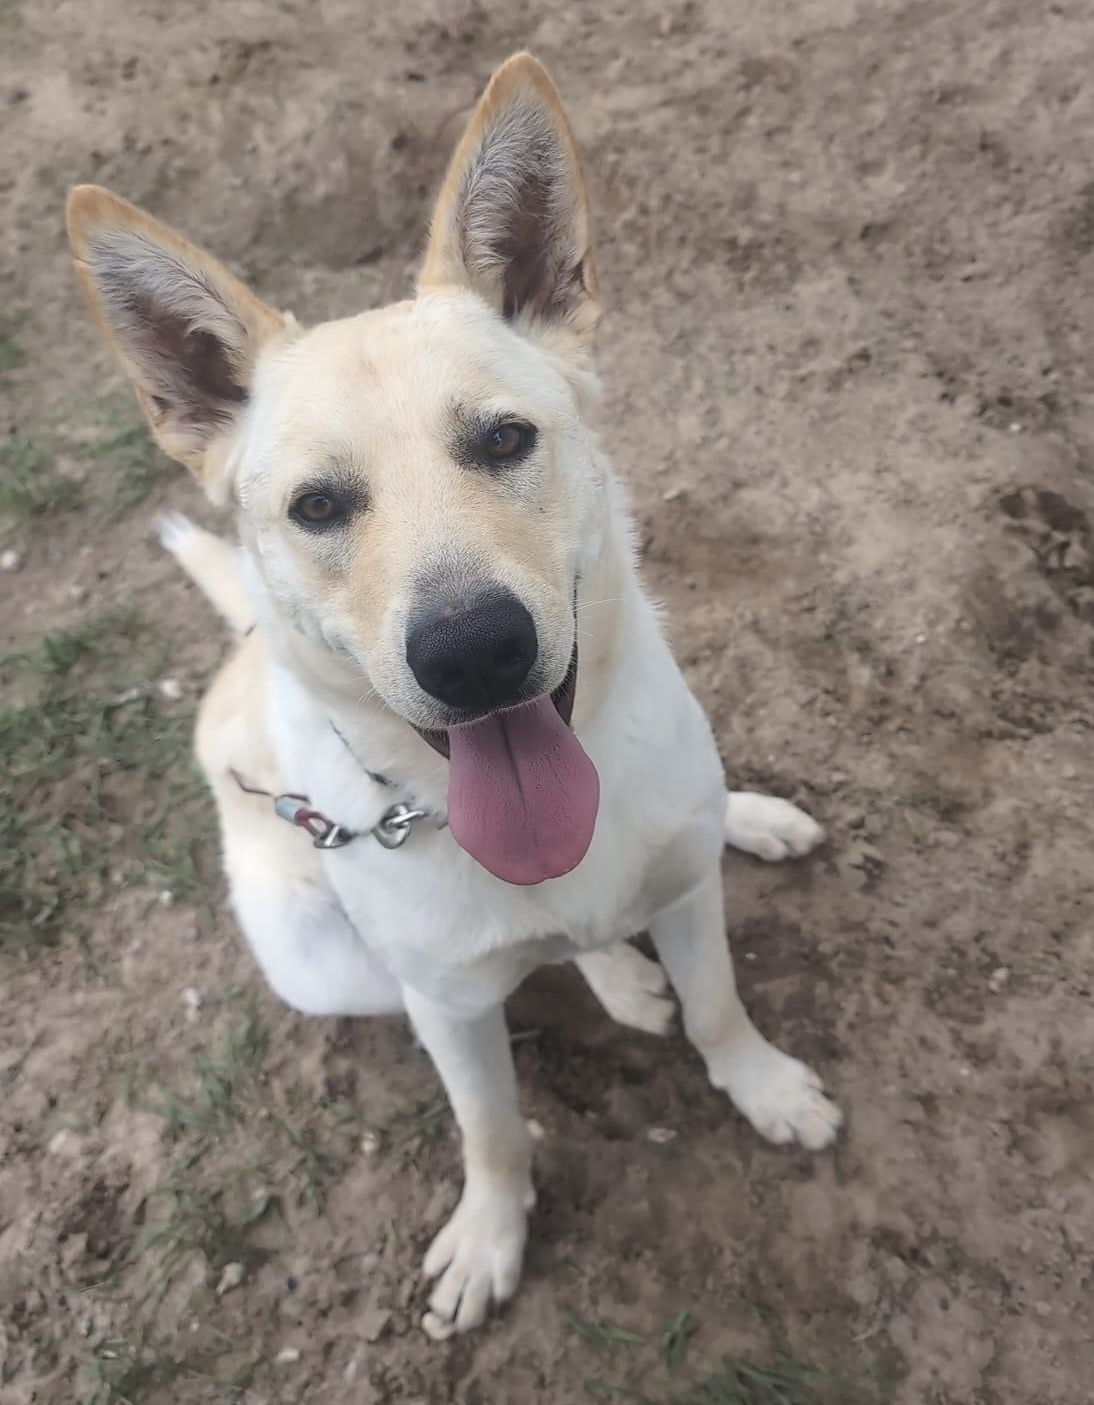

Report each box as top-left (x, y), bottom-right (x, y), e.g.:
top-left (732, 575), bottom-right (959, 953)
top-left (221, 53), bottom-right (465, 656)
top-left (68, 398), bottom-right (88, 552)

top-left (420, 53), bottom-right (600, 341)
top-left (66, 186), bottom-right (289, 495)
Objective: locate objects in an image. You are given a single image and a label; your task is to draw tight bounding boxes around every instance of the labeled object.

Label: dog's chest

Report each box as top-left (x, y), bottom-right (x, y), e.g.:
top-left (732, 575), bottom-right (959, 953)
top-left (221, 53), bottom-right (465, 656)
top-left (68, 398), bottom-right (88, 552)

top-left (312, 720), bottom-right (723, 1001)
top-left (268, 632), bottom-right (725, 998)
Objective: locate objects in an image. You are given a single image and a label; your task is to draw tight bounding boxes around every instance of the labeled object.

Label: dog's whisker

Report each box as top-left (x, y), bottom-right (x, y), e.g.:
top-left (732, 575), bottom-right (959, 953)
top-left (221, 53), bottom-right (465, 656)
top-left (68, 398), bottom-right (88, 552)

top-left (574, 596), bottom-right (623, 613)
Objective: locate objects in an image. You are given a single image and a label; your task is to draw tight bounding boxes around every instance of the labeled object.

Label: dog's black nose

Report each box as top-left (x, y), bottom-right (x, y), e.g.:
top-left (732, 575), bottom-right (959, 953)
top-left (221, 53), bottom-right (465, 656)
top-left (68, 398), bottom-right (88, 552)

top-left (406, 590), bottom-right (538, 713)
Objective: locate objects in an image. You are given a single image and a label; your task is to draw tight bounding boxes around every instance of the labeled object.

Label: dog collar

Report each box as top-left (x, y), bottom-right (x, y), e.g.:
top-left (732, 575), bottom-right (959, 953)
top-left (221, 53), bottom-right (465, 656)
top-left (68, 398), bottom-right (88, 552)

top-left (230, 771), bottom-right (435, 852)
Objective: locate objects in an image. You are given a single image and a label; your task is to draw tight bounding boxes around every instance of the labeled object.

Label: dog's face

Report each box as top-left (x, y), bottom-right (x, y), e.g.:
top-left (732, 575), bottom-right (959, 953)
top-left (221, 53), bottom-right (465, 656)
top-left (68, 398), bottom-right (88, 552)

top-left (232, 288), bottom-right (603, 736)
top-left (68, 54), bottom-right (608, 885)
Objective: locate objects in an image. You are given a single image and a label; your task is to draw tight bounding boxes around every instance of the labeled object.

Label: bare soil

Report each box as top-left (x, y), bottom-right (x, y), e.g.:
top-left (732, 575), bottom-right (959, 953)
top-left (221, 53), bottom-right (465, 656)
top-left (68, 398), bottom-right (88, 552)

top-left (3, 2), bottom-right (1094, 1402)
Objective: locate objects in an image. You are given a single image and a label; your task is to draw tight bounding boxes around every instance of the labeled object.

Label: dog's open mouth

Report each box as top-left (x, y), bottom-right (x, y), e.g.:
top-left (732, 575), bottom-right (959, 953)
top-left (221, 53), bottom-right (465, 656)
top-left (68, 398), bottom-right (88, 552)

top-left (412, 647), bottom-right (579, 759)
top-left (412, 646), bottom-right (600, 887)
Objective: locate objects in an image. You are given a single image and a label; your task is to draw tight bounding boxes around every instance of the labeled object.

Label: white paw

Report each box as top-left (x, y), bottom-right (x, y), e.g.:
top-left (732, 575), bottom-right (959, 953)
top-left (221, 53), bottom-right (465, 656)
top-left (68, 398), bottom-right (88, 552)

top-left (724, 792), bottom-right (825, 862)
top-left (576, 945), bottom-right (676, 1036)
top-left (420, 1185), bottom-right (532, 1340)
top-left (710, 1038), bottom-right (842, 1151)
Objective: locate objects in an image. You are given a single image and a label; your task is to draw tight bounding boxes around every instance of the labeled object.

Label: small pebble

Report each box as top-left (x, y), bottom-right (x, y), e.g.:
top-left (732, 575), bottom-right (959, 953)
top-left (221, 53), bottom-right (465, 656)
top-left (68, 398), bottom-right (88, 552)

top-left (343, 1358), bottom-right (360, 1383)
top-left (217, 1262), bottom-right (244, 1296)
top-left (158, 677), bottom-right (183, 701)
top-left (988, 966), bottom-right (1010, 993)
top-left (182, 987), bottom-right (203, 1017)
top-left (275, 1346), bottom-right (302, 1365)
top-left (158, 889), bottom-right (174, 908)
top-left (48, 1129), bottom-right (70, 1155)
top-left (1, 548), bottom-right (21, 572)
top-left (647, 1126), bottom-right (676, 1144)
top-left (360, 1131), bottom-right (381, 1157)
top-left (915, 633), bottom-right (927, 645)
top-left (662, 485), bottom-right (686, 503)
top-left (68, 583), bottom-right (89, 603)
top-left (526, 1118), bottom-right (546, 1142)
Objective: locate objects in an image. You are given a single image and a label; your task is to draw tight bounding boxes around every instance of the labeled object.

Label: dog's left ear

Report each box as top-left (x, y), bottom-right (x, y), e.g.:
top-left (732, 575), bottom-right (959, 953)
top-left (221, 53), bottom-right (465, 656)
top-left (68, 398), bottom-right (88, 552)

top-left (419, 52), bottom-right (600, 343)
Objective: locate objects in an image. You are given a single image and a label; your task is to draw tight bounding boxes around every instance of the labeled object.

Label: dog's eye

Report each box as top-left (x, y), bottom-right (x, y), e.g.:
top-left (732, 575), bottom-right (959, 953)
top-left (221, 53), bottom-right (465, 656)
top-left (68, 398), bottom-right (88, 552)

top-left (483, 421), bottom-right (536, 463)
top-left (290, 491), bottom-right (345, 528)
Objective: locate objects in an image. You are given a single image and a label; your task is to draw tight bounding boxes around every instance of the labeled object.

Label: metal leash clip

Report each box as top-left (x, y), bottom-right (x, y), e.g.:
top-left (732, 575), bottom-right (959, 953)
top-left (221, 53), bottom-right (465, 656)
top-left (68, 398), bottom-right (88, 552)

top-left (372, 803), bottom-right (428, 850)
top-left (274, 794), bottom-right (355, 850)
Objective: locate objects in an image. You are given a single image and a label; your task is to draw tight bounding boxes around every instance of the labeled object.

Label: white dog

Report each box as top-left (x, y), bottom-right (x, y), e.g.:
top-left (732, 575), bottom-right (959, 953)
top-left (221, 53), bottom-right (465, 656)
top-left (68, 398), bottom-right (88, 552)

top-left (66, 51), bottom-right (840, 1339)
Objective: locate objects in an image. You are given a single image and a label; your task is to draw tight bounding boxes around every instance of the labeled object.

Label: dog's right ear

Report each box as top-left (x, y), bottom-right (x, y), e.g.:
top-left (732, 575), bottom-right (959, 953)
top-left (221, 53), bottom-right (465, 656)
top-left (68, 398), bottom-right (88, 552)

top-left (66, 186), bottom-right (289, 498)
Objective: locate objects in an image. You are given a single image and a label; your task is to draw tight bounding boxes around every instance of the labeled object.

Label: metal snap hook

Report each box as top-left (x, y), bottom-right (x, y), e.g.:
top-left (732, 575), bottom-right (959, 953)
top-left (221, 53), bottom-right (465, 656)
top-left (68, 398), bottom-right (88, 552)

top-left (372, 804), bottom-right (428, 850)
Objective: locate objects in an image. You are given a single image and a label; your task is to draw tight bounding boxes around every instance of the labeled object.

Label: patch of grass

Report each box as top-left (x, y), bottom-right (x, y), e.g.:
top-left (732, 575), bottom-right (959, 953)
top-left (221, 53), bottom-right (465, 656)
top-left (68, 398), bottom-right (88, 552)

top-left (572, 1311), bottom-right (890, 1405)
top-left (133, 999), bottom-right (346, 1217)
top-left (142, 1176), bottom-right (276, 1277)
top-left (0, 605), bottom-right (212, 956)
top-left (583, 1356), bottom-right (824, 1405)
top-left (138, 1000), bottom-right (270, 1145)
top-left (0, 429), bottom-right (83, 526)
top-left (565, 1312), bottom-right (644, 1352)
top-left (663, 1312), bottom-right (700, 1372)
top-left (82, 413), bottom-right (165, 512)
top-left (672, 1356), bottom-right (821, 1405)
top-left (86, 1331), bottom-right (256, 1404)
top-left (272, 1113), bottom-right (344, 1213)
top-left (87, 1338), bottom-right (192, 1405)
top-left (370, 1089), bottom-right (451, 1174)
top-left (0, 334), bottom-right (22, 374)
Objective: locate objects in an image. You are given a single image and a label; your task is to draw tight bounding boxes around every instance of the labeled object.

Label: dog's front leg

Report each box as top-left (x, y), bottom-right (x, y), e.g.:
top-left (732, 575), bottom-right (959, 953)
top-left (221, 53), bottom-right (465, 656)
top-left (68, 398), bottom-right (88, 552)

top-left (402, 989), bottom-right (534, 1340)
top-left (650, 871), bottom-right (842, 1150)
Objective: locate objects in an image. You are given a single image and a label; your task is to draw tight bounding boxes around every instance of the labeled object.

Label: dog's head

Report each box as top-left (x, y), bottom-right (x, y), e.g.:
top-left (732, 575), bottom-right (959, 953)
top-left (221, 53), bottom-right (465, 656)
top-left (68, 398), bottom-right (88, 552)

top-left (68, 54), bottom-right (609, 886)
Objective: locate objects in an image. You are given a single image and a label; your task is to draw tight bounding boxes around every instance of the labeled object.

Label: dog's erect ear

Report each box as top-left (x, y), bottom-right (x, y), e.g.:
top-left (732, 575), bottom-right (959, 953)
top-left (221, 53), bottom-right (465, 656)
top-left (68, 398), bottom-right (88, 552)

top-left (66, 186), bottom-right (288, 494)
top-left (419, 53), bottom-right (600, 341)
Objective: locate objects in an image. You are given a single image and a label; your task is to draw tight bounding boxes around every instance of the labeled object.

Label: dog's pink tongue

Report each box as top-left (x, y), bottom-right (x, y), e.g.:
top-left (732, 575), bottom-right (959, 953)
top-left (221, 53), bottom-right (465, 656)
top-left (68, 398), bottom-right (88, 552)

top-left (447, 698), bottom-right (599, 885)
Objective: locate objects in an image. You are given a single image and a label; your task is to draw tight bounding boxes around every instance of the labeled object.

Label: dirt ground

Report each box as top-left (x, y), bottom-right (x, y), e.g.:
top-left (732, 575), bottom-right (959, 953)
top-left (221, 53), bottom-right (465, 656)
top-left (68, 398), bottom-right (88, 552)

top-left (3, 0), bottom-right (1094, 1401)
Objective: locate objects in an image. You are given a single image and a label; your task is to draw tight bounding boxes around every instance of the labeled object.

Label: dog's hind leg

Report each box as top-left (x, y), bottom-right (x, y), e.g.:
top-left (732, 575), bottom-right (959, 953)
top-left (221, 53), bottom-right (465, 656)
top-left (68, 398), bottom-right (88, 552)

top-left (228, 859), bottom-right (404, 1018)
top-left (723, 791), bottom-right (825, 862)
top-left (574, 944), bottom-right (675, 1035)
top-left (650, 870), bottom-right (841, 1150)
top-left (578, 795), bottom-right (825, 1034)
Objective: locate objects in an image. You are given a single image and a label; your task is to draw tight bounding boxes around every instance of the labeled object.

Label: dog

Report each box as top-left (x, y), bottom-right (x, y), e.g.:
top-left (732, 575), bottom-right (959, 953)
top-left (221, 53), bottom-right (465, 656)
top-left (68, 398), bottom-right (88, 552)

top-left (66, 52), bottom-right (841, 1339)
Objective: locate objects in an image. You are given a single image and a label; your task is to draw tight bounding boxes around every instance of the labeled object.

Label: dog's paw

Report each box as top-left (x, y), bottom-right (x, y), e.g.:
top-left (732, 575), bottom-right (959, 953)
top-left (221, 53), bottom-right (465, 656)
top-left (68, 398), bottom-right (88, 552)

top-left (710, 1038), bottom-right (841, 1151)
top-left (724, 792), bottom-right (825, 862)
top-left (575, 945), bottom-right (676, 1036)
top-left (420, 1185), bottom-right (532, 1340)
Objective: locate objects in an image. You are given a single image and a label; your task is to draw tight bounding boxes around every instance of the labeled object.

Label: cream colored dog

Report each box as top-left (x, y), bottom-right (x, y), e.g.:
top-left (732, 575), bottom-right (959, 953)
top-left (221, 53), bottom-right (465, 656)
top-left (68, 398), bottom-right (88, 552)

top-left (67, 52), bottom-right (840, 1339)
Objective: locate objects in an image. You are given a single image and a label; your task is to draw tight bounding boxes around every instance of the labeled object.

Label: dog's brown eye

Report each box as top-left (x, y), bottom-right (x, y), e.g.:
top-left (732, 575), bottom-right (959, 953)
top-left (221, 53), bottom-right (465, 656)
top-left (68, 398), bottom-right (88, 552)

top-left (484, 421), bottom-right (536, 462)
top-left (290, 491), bottom-right (345, 528)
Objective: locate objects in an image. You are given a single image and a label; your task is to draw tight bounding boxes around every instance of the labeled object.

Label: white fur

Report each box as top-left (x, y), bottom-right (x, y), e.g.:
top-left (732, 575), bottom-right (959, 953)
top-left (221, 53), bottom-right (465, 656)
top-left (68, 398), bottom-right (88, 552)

top-left (166, 504), bottom-right (839, 1339)
top-left (77, 53), bottom-right (842, 1342)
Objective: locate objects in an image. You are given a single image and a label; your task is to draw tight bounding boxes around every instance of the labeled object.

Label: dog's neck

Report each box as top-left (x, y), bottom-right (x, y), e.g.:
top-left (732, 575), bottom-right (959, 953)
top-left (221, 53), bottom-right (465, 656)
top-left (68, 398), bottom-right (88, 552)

top-left (255, 475), bottom-right (644, 808)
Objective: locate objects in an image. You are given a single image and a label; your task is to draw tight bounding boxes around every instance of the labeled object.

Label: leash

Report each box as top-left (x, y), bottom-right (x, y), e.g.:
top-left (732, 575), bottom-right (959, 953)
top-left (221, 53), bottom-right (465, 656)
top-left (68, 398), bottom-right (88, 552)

top-left (230, 770), bottom-right (433, 852)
